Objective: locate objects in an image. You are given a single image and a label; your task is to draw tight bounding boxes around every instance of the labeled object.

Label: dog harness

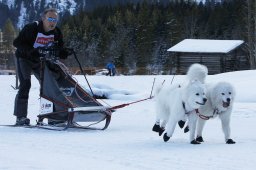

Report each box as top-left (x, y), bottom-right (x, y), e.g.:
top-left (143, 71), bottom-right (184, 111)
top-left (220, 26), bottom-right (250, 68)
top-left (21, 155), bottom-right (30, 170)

top-left (197, 108), bottom-right (221, 120)
top-left (182, 101), bottom-right (219, 120)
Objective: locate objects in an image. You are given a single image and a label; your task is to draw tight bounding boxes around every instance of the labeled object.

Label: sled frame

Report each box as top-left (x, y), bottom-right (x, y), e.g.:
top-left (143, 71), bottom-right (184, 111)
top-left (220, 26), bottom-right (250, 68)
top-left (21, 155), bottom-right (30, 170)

top-left (37, 47), bottom-right (112, 131)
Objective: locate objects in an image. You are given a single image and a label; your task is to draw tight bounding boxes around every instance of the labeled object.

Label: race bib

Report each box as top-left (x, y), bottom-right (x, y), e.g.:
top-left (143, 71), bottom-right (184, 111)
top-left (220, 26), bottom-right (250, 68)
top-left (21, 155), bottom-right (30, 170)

top-left (40, 97), bottom-right (53, 114)
top-left (33, 33), bottom-right (54, 48)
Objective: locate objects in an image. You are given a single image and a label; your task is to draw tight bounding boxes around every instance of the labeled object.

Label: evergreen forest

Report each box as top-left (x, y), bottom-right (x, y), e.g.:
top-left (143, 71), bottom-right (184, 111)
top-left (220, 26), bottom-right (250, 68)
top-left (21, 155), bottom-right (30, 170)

top-left (1, 0), bottom-right (255, 75)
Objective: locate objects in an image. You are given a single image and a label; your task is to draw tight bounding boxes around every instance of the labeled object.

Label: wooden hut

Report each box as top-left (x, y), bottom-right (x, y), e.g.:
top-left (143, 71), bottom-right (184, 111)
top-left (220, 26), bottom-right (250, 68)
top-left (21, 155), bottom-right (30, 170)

top-left (167, 39), bottom-right (248, 75)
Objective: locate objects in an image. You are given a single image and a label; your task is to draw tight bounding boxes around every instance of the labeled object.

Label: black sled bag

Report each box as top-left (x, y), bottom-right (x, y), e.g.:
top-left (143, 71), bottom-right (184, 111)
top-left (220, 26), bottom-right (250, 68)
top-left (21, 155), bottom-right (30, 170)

top-left (38, 60), bottom-right (111, 130)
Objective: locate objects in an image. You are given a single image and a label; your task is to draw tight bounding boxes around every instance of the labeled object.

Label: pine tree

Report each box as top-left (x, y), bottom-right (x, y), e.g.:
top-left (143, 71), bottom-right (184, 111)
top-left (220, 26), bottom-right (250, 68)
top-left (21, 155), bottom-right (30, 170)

top-left (50, 0), bottom-right (250, 74)
top-left (1, 18), bottom-right (16, 69)
top-left (245, 0), bottom-right (256, 69)
top-left (2, 18), bottom-right (16, 52)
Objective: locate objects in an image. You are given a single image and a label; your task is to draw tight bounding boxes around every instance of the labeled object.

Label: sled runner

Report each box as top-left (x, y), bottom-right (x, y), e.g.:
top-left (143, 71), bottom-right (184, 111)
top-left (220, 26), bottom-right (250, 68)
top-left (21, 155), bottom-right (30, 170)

top-left (0, 124), bottom-right (35, 128)
top-left (35, 45), bottom-right (112, 130)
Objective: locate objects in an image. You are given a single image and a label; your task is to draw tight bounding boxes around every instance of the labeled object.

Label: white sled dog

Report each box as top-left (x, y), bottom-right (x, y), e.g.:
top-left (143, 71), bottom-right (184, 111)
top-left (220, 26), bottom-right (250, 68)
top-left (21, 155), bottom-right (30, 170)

top-left (181, 81), bottom-right (236, 144)
top-left (152, 63), bottom-right (208, 144)
top-left (195, 82), bottom-right (236, 144)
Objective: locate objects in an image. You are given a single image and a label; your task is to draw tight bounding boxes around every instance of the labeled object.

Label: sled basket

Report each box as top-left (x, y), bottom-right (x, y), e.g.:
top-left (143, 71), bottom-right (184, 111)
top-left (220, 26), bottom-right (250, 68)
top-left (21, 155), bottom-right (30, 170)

top-left (37, 48), bottom-right (111, 130)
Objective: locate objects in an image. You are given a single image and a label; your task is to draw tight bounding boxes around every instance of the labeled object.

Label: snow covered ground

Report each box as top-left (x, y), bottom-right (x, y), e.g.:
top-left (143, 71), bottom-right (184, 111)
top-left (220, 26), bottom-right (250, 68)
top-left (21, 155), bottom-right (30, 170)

top-left (0, 70), bottom-right (256, 170)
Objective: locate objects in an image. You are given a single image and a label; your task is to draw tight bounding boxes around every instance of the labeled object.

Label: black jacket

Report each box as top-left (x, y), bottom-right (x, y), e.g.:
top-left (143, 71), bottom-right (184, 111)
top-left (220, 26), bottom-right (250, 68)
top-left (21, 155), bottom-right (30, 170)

top-left (13, 21), bottom-right (65, 61)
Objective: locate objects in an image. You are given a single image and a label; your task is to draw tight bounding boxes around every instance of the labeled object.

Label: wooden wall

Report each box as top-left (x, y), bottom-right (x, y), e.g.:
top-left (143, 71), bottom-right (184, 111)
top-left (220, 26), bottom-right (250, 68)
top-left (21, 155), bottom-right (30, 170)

top-left (170, 49), bottom-right (249, 75)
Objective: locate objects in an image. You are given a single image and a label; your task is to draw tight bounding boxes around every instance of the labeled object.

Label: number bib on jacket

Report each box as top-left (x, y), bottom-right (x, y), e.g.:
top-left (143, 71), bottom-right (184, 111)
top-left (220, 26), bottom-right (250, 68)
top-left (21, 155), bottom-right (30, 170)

top-left (33, 33), bottom-right (54, 48)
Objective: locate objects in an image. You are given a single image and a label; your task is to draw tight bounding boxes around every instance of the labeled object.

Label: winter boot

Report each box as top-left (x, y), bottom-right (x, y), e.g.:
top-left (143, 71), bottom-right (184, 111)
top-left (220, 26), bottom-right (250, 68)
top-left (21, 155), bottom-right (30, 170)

top-left (184, 125), bottom-right (189, 133)
top-left (190, 139), bottom-right (201, 144)
top-left (152, 124), bottom-right (160, 132)
top-left (196, 136), bottom-right (204, 142)
top-left (178, 120), bottom-right (186, 128)
top-left (163, 133), bottom-right (170, 142)
top-left (16, 117), bottom-right (30, 126)
top-left (226, 139), bottom-right (236, 144)
top-left (152, 124), bottom-right (165, 136)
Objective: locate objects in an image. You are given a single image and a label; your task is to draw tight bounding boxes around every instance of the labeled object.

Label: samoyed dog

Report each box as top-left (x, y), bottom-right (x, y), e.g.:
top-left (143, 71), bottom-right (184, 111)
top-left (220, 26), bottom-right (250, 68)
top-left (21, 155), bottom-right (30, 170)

top-left (195, 82), bottom-right (236, 144)
top-left (152, 63), bottom-right (208, 144)
top-left (182, 81), bottom-right (236, 144)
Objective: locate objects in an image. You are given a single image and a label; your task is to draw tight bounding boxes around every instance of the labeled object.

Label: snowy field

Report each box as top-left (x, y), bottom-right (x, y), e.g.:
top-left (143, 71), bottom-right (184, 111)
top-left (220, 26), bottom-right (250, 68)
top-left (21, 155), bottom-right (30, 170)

top-left (0, 70), bottom-right (256, 170)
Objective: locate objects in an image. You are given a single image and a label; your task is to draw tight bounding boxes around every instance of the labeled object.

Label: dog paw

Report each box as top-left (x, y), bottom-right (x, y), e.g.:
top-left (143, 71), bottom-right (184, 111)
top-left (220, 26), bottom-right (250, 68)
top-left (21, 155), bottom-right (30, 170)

top-left (163, 133), bottom-right (170, 142)
top-left (178, 120), bottom-right (186, 128)
top-left (196, 136), bottom-right (204, 142)
top-left (152, 124), bottom-right (160, 132)
top-left (158, 128), bottom-right (165, 136)
top-left (226, 139), bottom-right (236, 144)
top-left (184, 125), bottom-right (189, 133)
top-left (191, 139), bottom-right (201, 144)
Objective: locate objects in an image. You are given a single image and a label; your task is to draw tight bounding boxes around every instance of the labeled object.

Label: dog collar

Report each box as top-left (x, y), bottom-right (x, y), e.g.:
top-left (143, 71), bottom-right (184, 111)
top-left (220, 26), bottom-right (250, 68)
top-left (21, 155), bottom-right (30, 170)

top-left (213, 108), bottom-right (220, 115)
top-left (182, 101), bottom-right (198, 115)
top-left (194, 109), bottom-right (213, 120)
top-left (182, 102), bottom-right (189, 114)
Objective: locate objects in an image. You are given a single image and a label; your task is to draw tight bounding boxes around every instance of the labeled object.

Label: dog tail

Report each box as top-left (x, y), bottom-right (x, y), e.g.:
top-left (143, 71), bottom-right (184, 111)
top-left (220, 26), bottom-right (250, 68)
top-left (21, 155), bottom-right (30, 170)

top-left (186, 63), bottom-right (208, 83)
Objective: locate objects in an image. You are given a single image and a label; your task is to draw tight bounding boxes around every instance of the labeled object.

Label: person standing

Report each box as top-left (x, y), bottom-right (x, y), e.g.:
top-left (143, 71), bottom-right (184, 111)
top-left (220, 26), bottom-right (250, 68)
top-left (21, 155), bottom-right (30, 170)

top-left (106, 61), bottom-right (116, 76)
top-left (13, 8), bottom-right (69, 125)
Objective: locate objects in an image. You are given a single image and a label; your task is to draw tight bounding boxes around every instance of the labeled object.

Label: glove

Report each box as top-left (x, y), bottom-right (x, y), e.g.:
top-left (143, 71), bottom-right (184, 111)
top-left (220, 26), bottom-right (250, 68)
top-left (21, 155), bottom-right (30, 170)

top-left (59, 48), bottom-right (73, 59)
top-left (27, 48), bottom-right (40, 58)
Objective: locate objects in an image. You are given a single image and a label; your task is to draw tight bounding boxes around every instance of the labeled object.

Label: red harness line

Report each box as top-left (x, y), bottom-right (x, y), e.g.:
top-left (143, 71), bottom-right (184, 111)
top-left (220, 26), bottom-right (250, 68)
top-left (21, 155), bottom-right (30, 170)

top-left (108, 97), bottom-right (153, 110)
top-left (108, 97), bottom-right (212, 121)
top-left (102, 78), bottom-right (156, 111)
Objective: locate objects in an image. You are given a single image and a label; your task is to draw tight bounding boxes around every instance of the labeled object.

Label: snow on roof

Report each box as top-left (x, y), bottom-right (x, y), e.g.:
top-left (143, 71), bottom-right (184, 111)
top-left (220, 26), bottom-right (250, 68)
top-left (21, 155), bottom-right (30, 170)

top-left (167, 39), bottom-right (244, 53)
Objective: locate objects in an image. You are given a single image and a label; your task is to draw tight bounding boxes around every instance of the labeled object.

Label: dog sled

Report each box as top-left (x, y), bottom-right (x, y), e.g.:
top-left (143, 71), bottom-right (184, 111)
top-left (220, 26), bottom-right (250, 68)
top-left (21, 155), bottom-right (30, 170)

top-left (5, 44), bottom-right (155, 131)
top-left (35, 45), bottom-right (112, 130)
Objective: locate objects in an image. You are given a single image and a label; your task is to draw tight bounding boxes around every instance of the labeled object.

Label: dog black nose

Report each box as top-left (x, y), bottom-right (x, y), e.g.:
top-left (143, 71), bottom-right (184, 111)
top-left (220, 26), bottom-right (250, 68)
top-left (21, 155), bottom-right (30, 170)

top-left (227, 98), bottom-right (231, 102)
top-left (203, 98), bottom-right (207, 103)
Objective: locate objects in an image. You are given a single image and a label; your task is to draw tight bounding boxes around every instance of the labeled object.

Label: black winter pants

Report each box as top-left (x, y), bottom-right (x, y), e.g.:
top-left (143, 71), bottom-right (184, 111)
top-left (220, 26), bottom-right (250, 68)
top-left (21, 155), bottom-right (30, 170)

top-left (14, 58), bottom-right (40, 118)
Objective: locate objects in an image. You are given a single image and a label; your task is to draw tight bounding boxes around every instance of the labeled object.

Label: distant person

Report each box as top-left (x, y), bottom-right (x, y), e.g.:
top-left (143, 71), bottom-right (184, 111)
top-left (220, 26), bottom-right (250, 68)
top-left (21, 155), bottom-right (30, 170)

top-left (106, 61), bottom-right (116, 76)
top-left (13, 8), bottom-right (69, 125)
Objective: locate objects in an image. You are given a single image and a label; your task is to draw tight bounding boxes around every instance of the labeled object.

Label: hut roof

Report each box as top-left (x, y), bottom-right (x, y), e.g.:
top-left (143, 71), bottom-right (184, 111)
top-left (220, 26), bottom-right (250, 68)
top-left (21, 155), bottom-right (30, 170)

top-left (167, 39), bottom-right (244, 54)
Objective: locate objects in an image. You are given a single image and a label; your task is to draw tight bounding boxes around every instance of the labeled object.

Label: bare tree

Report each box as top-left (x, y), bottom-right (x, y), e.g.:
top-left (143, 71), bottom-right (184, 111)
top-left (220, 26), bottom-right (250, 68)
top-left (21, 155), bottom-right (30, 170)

top-left (245, 0), bottom-right (256, 69)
